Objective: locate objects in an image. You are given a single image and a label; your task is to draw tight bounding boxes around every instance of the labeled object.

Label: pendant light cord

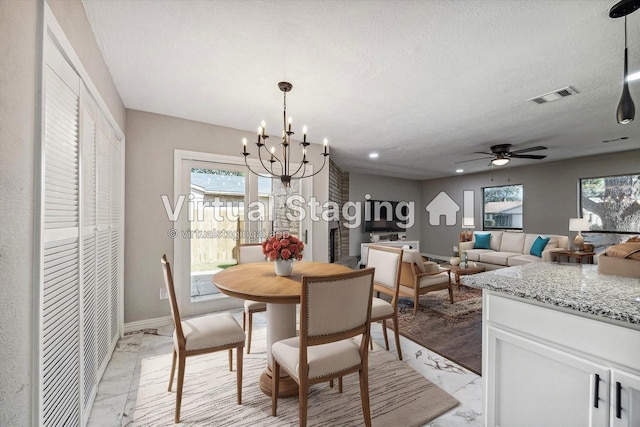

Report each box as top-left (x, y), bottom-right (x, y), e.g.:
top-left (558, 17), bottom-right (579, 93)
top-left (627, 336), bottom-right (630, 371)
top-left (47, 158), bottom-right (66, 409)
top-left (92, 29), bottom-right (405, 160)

top-left (624, 15), bottom-right (627, 49)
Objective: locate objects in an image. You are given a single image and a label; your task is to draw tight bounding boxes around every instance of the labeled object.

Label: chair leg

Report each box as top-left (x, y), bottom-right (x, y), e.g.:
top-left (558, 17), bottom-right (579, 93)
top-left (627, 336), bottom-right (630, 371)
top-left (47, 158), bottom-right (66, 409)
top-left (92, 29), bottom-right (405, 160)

top-left (175, 353), bottom-right (186, 423)
top-left (247, 311), bottom-right (253, 354)
top-left (243, 309), bottom-right (247, 331)
top-left (393, 314), bottom-right (403, 360)
top-left (299, 376), bottom-right (309, 427)
top-left (168, 348), bottom-right (177, 391)
top-left (359, 367), bottom-right (372, 427)
top-left (413, 296), bottom-right (419, 316)
top-left (339, 376), bottom-right (343, 393)
top-left (448, 284), bottom-right (454, 304)
top-left (236, 345), bottom-right (243, 405)
top-left (381, 320), bottom-right (390, 350)
top-left (271, 361), bottom-right (280, 416)
top-left (228, 349), bottom-right (233, 371)
top-left (369, 332), bottom-right (373, 350)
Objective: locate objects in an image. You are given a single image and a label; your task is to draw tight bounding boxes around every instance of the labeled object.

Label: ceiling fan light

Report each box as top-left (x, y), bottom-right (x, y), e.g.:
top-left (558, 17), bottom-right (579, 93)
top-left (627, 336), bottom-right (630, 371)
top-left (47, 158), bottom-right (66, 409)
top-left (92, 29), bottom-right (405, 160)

top-left (492, 156), bottom-right (509, 166)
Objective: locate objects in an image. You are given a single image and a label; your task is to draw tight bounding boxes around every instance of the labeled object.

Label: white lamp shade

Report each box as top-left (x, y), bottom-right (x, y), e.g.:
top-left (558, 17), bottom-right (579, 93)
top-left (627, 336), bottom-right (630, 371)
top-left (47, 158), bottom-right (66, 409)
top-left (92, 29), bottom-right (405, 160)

top-left (569, 218), bottom-right (590, 232)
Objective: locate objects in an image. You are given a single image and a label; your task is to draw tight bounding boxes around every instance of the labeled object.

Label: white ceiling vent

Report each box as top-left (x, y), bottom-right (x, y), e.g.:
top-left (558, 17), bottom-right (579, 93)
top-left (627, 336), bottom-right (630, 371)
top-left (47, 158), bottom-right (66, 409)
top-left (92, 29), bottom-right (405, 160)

top-left (528, 86), bottom-right (578, 104)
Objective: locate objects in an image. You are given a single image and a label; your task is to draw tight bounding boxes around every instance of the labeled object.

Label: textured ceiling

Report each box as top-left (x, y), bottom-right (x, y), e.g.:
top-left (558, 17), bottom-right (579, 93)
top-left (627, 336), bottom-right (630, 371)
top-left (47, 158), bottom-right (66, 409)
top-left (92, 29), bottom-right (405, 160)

top-left (82, 0), bottom-right (640, 180)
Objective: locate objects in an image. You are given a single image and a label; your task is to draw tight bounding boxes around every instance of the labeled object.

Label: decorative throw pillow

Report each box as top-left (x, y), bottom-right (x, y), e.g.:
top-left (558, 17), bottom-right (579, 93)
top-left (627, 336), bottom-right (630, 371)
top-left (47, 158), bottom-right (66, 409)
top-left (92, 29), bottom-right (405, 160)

top-left (422, 261), bottom-right (440, 273)
top-left (605, 242), bottom-right (640, 260)
top-left (402, 249), bottom-right (426, 272)
top-left (530, 236), bottom-right (550, 257)
top-left (474, 233), bottom-right (491, 249)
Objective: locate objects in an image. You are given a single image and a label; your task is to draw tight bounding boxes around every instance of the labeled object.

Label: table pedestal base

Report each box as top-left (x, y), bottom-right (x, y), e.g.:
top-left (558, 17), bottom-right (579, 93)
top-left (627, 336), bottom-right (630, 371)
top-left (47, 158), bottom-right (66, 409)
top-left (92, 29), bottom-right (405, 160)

top-left (260, 302), bottom-right (298, 397)
top-left (259, 366), bottom-right (298, 397)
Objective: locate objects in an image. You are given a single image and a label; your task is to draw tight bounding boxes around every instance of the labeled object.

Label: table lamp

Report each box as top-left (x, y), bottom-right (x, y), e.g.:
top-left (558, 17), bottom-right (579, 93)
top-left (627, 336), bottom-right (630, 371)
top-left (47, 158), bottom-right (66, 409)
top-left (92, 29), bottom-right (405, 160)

top-left (569, 218), bottom-right (590, 251)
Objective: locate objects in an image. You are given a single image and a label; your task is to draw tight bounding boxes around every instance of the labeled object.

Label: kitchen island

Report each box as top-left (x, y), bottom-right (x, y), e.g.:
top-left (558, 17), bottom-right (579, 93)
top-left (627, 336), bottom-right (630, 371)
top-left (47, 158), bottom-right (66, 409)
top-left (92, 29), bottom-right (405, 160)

top-left (462, 263), bottom-right (640, 427)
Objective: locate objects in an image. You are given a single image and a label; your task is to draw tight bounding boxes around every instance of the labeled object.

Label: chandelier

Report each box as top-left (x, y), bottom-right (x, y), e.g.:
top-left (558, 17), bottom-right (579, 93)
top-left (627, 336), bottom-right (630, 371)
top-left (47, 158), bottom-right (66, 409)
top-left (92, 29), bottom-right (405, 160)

top-left (242, 81), bottom-right (329, 186)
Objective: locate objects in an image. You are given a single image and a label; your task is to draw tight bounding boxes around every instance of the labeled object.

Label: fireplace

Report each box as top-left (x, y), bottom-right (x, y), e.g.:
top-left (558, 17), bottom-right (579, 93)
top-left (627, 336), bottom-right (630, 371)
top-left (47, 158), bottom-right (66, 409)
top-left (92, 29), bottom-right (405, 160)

top-left (329, 221), bottom-right (339, 263)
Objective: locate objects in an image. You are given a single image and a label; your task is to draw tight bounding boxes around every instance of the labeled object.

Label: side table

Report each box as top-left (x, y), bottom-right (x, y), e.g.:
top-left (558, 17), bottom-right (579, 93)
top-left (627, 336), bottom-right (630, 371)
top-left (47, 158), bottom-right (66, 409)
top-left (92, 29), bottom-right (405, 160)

top-left (552, 250), bottom-right (596, 264)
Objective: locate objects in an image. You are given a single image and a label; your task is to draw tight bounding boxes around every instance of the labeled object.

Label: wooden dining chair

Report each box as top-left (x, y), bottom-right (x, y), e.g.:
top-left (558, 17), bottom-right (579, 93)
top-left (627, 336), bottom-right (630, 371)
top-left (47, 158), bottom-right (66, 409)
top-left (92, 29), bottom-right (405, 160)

top-left (271, 268), bottom-right (376, 427)
top-left (399, 249), bottom-right (453, 315)
top-left (366, 245), bottom-right (404, 360)
top-left (237, 243), bottom-right (267, 354)
top-left (161, 255), bottom-right (246, 423)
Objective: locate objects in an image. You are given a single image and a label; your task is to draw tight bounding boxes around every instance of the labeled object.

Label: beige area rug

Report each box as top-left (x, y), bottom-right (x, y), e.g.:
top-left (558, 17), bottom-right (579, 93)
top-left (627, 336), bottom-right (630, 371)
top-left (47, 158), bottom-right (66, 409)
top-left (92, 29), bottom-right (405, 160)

top-left (132, 329), bottom-right (459, 426)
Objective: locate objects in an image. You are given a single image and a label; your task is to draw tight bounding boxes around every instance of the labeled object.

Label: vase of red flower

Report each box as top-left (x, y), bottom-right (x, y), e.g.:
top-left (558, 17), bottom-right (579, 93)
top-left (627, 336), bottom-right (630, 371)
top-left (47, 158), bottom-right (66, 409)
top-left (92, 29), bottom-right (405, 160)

top-left (262, 232), bottom-right (304, 276)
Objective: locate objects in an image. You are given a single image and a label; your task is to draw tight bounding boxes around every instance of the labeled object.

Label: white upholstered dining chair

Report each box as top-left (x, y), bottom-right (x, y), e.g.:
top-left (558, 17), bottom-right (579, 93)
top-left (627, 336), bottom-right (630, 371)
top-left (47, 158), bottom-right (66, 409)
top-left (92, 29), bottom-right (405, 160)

top-left (237, 243), bottom-right (267, 354)
top-left (161, 255), bottom-right (245, 423)
top-left (366, 245), bottom-right (404, 360)
top-left (271, 268), bottom-right (376, 427)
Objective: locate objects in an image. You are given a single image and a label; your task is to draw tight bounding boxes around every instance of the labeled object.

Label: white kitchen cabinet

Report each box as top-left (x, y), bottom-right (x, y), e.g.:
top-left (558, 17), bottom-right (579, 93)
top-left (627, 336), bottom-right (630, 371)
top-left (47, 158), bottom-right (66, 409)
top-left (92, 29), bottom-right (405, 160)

top-left (611, 369), bottom-right (640, 427)
top-left (483, 291), bottom-right (640, 427)
top-left (487, 326), bottom-right (609, 426)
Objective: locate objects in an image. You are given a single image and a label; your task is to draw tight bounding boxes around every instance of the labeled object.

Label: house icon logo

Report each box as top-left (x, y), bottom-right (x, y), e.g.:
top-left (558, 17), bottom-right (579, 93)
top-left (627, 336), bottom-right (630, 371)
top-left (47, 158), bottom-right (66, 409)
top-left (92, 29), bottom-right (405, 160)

top-left (425, 191), bottom-right (460, 226)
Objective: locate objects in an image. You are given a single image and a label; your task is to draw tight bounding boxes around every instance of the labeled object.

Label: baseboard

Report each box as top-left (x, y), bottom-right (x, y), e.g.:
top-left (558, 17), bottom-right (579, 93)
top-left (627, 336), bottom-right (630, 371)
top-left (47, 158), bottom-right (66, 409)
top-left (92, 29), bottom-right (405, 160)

top-left (124, 315), bottom-right (173, 334)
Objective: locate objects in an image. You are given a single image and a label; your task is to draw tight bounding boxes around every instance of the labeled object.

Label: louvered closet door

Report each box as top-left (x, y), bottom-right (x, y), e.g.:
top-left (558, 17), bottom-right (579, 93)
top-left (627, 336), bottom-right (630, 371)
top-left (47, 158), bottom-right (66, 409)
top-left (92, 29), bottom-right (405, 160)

top-left (40, 30), bottom-right (124, 426)
top-left (95, 123), bottom-right (112, 374)
top-left (79, 84), bottom-right (98, 415)
top-left (41, 41), bottom-right (81, 427)
top-left (109, 135), bottom-right (121, 342)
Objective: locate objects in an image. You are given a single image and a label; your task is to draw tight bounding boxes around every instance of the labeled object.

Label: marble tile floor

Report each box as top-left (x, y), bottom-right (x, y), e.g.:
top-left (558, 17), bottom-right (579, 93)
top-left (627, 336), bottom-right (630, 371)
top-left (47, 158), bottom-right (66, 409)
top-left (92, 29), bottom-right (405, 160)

top-left (87, 310), bottom-right (483, 426)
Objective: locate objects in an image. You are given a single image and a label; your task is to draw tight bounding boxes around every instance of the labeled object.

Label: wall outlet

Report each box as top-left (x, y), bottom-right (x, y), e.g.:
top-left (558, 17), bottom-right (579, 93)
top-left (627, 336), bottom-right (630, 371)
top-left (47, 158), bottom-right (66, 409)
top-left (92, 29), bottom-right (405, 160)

top-left (159, 288), bottom-right (168, 300)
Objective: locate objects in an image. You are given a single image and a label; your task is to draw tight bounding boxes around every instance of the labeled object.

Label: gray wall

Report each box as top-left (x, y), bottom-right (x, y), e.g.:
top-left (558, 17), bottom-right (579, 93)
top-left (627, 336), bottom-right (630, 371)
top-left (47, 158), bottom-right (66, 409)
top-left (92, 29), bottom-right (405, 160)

top-left (124, 110), bottom-right (329, 323)
top-left (420, 150), bottom-right (640, 257)
top-left (0, 1), bottom-right (125, 424)
top-left (0, 2), bottom-right (39, 424)
top-left (348, 174), bottom-right (422, 255)
top-left (48, 0), bottom-right (126, 132)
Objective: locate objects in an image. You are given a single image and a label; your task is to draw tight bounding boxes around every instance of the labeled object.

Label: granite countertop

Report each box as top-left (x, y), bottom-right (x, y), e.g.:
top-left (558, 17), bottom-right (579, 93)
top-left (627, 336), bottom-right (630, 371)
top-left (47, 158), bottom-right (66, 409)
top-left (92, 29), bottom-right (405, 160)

top-left (461, 263), bottom-right (640, 326)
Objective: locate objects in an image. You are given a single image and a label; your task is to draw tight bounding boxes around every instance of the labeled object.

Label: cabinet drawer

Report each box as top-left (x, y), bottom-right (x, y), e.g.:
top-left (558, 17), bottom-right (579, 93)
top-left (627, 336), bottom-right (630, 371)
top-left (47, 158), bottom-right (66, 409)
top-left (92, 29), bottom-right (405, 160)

top-left (485, 291), bottom-right (640, 371)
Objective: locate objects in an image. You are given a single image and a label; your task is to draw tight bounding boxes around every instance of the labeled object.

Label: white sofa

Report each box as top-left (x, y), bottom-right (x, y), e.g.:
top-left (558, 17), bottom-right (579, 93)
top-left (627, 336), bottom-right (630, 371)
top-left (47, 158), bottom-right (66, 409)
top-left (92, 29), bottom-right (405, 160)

top-left (458, 231), bottom-right (569, 270)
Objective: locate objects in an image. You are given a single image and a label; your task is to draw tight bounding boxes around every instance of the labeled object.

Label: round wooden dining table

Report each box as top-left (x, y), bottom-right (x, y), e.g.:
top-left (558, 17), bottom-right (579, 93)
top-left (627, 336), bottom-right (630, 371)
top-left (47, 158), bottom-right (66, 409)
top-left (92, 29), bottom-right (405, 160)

top-left (212, 261), bottom-right (352, 397)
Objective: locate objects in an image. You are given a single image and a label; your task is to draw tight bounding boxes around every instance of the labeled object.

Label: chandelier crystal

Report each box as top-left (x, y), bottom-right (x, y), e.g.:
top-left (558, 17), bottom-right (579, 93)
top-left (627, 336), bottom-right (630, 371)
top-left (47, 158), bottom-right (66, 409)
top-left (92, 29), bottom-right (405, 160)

top-left (242, 82), bottom-right (329, 186)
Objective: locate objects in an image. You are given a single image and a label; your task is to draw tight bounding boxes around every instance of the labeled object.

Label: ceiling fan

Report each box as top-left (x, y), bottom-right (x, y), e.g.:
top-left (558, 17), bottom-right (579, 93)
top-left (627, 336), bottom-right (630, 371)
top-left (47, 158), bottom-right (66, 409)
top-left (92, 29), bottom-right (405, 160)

top-left (456, 144), bottom-right (547, 166)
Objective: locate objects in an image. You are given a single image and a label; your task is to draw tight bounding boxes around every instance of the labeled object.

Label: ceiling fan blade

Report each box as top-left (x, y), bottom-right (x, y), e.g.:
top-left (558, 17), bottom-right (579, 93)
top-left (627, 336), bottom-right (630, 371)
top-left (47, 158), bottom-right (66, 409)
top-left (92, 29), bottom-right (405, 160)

top-left (455, 156), bottom-right (493, 164)
top-left (511, 146), bottom-right (547, 154)
top-left (510, 154), bottom-right (547, 160)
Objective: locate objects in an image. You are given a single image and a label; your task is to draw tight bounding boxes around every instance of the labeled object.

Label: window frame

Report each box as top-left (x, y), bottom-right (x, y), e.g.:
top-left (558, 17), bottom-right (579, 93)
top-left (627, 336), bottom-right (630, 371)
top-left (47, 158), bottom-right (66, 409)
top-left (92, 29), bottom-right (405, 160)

top-left (482, 184), bottom-right (524, 231)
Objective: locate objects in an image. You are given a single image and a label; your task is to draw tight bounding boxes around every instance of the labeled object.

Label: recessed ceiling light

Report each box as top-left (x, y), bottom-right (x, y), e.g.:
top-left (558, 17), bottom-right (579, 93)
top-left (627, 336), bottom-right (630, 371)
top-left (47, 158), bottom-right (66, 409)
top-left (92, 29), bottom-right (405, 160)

top-left (627, 71), bottom-right (640, 82)
top-left (456, 169), bottom-right (464, 173)
top-left (369, 152), bottom-right (379, 159)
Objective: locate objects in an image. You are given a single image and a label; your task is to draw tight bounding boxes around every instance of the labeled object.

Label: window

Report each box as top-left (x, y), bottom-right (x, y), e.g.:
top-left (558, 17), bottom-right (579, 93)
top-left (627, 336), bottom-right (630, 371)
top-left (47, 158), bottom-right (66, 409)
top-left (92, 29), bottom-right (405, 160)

top-left (483, 184), bottom-right (523, 230)
top-left (580, 173), bottom-right (640, 233)
top-left (173, 150), bottom-right (313, 317)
